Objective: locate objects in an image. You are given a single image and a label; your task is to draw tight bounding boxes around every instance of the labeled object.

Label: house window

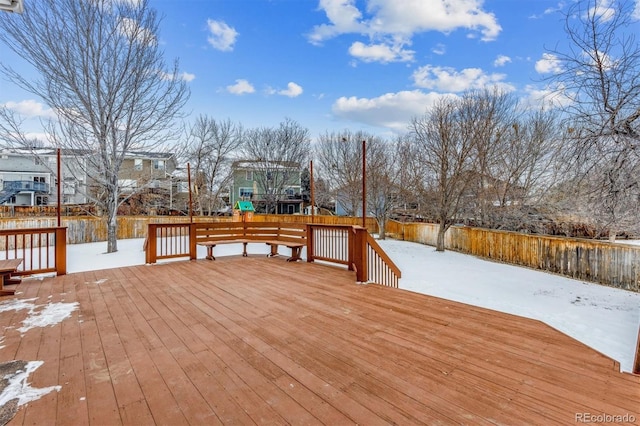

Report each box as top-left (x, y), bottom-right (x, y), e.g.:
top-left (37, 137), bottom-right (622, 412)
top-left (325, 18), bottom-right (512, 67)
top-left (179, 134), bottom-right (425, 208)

top-left (134, 159), bottom-right (143, 170)
top-left (152, 160), bottom-right (165, 170)
top-left (118, 179), bottom-right (137, 192)
top-left (177, 182), bottom-right (189, 193)
top-left (239, 187), bottom-right (253, 199)
top-left (245, 171), bottom-right (253, 181)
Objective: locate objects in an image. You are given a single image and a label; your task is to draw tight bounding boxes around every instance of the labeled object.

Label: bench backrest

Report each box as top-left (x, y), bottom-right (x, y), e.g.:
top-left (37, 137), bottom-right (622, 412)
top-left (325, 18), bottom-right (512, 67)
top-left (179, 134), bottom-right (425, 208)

top-left (195, 222), bottom-right (307, 244)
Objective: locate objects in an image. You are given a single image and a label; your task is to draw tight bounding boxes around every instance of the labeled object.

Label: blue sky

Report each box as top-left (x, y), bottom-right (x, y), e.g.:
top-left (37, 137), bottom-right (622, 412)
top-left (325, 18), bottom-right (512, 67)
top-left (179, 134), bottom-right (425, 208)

top-left (2, 0), bottom-right (640, 140)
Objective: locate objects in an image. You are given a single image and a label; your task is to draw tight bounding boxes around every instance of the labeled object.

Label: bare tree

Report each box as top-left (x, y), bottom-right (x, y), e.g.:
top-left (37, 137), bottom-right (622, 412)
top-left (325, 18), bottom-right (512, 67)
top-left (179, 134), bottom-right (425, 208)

top-left (0, 0), bottom-right (189, 252)
top-left (466, 94), bottom-right (563, 231)
top-left (545, 0), bottom-right (640, 241)
top-left (463, 89), bottom-right (519, 226)
top-left (242, 118), bottom-right (310, 213)
top-left (364, 137), bottom-right (405, 239)
top-left (410, 96), bottom-right (477, 251)
top-left (185, 116), bottom-right (243, 215)
top-left (315, 130), bottom-right (367, 216)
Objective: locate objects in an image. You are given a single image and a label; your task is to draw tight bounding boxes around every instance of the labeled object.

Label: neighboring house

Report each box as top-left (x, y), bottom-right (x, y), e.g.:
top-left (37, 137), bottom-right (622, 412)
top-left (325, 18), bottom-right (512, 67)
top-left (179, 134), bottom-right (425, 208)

top-left (0, 148), bottom-right (88, 206)
top-left (118, 151), bottom-right (177, 193)
top-left (117, 152), bottom-right (191, 213)
top-left (0, 149), bottom-right (188, 212)
top-left (230, 160), bottom-right (303, 214)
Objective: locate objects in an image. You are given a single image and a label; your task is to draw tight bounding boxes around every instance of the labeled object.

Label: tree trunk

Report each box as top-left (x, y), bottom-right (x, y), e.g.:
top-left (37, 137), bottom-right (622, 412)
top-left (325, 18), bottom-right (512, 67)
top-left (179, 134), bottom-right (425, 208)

top-left (609, 227), bottom-right (617, 243)
top-left (436, 220), bottom-right (447, 252)
top-left (377, 218), bottom-right (386, 240)
top-left (106, 187), bottom-right (118, 253)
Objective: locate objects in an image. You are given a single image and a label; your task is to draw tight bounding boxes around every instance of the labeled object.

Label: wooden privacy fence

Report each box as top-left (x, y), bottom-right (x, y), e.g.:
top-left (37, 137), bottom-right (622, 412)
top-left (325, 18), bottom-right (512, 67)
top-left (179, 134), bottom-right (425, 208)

top-left (0, 227), bottom-right (67, 276)
top-left (387, 220), bottom-right (640, 292)
top-left (145, 222), bottom-right (400, 288)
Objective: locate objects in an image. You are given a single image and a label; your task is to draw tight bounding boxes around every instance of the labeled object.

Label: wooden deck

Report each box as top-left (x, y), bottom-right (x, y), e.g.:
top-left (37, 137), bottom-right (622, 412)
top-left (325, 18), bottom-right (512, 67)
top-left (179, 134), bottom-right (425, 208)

top-left (0, 256), bottom-right (638, 425)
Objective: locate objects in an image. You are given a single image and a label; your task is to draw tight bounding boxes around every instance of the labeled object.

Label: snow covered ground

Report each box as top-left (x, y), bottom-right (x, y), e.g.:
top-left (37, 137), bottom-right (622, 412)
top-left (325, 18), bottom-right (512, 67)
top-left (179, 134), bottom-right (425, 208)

top-left (62, 237), bottom-right (640, 373)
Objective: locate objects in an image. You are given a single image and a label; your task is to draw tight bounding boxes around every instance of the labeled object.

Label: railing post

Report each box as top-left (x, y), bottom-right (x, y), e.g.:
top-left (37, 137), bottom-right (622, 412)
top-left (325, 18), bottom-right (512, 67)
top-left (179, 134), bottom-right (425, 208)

top-left (634, 325), bottom-right (640, 374)
top-left (348, 227), bottom-right (355, 271)
top-left (189, 223), bottom-right (197, 260)
top-left (146, 224), bottom-right (157, 264)
top-left (306, 224), bottom-right (314, 262)
top-left (353, 226), bottom-right (367, 283)
top-left (55, 227), bottom-right (67, 276)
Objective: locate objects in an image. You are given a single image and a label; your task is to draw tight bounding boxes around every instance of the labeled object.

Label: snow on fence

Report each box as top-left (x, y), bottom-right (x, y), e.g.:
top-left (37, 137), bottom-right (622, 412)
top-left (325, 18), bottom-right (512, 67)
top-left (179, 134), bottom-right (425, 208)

top-left (387, 220), bottom-right (640, 292)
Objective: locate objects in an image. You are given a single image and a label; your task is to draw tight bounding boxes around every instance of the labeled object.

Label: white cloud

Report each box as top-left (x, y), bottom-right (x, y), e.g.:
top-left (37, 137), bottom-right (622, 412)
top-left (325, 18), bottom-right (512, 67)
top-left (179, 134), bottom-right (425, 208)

top-left (412, 65), bottom-right (514, 93)
top-left (160, 71), bottom-right (196, 82)
top-left (535, 53), bottom-right (563, 74)
top-left (348, 41), bottom-right (414, 63)
top-left (226, 79), bottom-right (255, 95)
top-left (529, 2), bottom-right (565, 19)
top-left (332, 90), bottom-right (453, 132)
top-left (278, 82), bottom-right (303, 98)
top-left (307, 0), bottom-right (365, 45)
top-left (432, 43), bottom-right (446, 55)
top-left (207, 19), bottom-right (238, 52)
top-left (116, 0), bottom-right (142, 7)
top-left (309, 0), bottom-right (502, 63)
top-left (118, 17), bottom-right (156, 46)
top-left (588, 0), bottom-right (616, 22)
top-left (523, 84), bottom-right (573, 109)
top-left (2, 100), bottom-right (57, 119)
top-left (493, 54), bottom-right (511, 67)
top-left (179, 72), bottom-right (196, 82)
top-left (633, 0), bottom-right (640, 20)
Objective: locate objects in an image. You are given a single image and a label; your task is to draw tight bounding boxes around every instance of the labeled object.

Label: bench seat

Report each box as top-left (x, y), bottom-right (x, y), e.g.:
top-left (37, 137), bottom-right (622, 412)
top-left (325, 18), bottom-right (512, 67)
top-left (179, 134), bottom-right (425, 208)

top-left (263, 240), bottom-right (305, 262)
top-left (0, 258), bottom-right (23, 296)
top-left (195, 222), bottom-right (307, 262)
top-left (198, 239), bottom-right (250, 260)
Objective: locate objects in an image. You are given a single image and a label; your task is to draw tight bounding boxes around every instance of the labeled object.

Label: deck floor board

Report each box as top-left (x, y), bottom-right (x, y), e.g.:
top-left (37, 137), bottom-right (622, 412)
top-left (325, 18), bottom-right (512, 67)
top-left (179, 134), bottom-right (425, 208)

top-left (0, 256), bottom-right (638, 425)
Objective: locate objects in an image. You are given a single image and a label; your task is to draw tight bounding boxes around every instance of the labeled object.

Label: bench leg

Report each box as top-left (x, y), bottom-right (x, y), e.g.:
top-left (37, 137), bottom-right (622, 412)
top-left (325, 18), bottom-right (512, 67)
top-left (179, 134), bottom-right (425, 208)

top-left (0, 275), bottom-right (15, 296)
top-left (206, 245), bottom-right (216, 260)
top-left (267, 244), bottom-right (278, 257)
top-left (242, 242), bottom-right (248, 257)
top-left (287, 247), bottom-right (302, 262)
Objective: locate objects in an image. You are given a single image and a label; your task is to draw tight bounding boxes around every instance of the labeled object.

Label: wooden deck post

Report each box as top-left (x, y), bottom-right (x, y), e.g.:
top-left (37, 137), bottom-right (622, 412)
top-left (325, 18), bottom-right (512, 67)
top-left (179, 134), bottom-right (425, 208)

top-left (306, 224), bottom-right (314, 262)
top-left (353, 226), bottom-right (367, 283)
top-left (633, 325), bottom-right (640, 375)
top-left (189, 223), bottom-right (197, 260)
top-left (146, 224), bottom-right (157, 264)
top-left (55, 227), bottom-right (67, 276)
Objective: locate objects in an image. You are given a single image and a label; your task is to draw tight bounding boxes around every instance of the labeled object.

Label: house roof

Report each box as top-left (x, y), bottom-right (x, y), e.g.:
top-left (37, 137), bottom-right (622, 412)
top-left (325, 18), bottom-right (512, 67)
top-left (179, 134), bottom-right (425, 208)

top-left (234, 200), bottom-right (255, 211)
top-left (124, 151), bottom-right (175, 160)
top-left (232, 160), bottom-right (300, 170)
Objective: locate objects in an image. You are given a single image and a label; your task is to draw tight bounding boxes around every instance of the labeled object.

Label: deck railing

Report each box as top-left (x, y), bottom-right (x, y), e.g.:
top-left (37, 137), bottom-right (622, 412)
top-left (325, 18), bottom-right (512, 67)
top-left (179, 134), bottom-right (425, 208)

top-left (145, 223), bottom-right (192, 264)
top-left (634, 326), bottom-right (640, 375)
top-left (364, 233), bottom-right (401, 288)
top-left (305, 224), bottom-right (401, 288)
top-left (0, 227), bottom-right (67, 275)
top-left (145, 222), bottom-right (400, 287)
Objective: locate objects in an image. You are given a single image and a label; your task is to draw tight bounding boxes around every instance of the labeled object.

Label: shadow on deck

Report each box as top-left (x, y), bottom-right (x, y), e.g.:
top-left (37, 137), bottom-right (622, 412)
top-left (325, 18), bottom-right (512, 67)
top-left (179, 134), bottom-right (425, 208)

top-left (0, 256), bottom-right (638, 425)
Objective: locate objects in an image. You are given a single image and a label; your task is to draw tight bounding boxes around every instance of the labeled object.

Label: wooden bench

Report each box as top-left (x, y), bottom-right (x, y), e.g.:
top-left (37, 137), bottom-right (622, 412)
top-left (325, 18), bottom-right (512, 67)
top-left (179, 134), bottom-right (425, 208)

top-left (196, 222), bottom-right (306, 262)
top-left (0, 258), bottom-right (23, 296)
